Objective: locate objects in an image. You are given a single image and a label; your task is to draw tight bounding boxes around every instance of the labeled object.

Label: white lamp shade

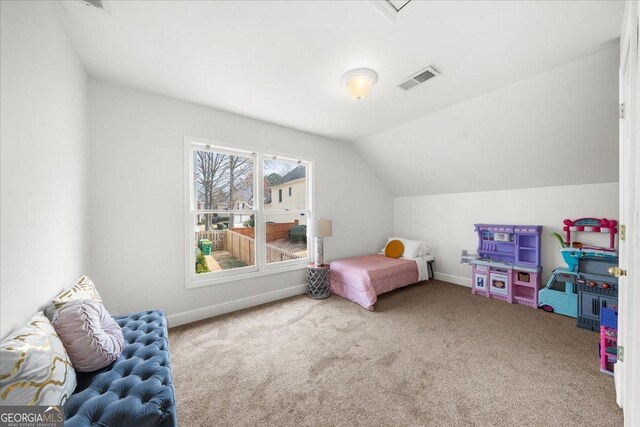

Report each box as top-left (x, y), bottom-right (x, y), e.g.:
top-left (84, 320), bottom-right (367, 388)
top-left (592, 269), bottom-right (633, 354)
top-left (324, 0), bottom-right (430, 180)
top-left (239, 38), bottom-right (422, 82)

top-left (310, 219), bottom-right (332, 237)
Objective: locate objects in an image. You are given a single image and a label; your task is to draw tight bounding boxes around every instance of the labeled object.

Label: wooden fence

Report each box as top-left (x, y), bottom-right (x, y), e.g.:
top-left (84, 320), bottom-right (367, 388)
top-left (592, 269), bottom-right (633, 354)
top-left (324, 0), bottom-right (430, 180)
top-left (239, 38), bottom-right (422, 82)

top-left (196, 230), bottom-right (225, 250)
top-left (225, 230), bottom-right (255, 266)
top-left (196, 228), bottom-right (303, 265)
top-left (267, 221), bottom-right (299, 242)
top-left (229, 221), bottom-right (299, 243)
top-left (265, 243), bottom-right (305, 263)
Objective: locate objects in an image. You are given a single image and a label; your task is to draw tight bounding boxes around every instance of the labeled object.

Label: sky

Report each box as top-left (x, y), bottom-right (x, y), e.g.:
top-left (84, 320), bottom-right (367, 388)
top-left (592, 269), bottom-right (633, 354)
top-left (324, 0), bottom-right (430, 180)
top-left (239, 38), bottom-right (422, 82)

top-left (263, 159), bottom-right (297, 177)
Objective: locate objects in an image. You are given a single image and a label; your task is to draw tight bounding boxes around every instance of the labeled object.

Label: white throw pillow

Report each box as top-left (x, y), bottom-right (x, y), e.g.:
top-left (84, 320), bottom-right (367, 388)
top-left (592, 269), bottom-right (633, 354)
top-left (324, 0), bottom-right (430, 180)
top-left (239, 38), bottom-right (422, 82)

top-left (387, 237), bottom-right (423, 259)
top-left (417, 243), bottom-right (432, 257)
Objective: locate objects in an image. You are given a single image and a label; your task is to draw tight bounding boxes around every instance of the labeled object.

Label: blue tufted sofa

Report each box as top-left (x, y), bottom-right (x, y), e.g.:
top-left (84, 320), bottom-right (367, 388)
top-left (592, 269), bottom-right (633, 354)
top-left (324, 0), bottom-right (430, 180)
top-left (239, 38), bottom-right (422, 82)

top-left (64, 310), bottom-right (177, 427)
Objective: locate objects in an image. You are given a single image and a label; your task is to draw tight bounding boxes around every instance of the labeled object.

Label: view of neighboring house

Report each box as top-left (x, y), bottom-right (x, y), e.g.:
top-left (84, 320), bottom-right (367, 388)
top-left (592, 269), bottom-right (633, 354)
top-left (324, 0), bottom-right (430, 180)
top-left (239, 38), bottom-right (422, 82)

top-left (212, 187), bottom-right (254, 226)
top-left (265, 165), bottom-right (307, 225)
top-left (198, 200), bottom-right (252, 211)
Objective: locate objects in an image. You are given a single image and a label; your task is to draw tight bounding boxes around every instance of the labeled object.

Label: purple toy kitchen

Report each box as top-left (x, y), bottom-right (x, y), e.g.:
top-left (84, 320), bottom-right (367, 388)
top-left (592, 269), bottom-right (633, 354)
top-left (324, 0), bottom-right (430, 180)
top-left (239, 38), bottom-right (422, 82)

top-left (465, 224), bottom-right (543, 308)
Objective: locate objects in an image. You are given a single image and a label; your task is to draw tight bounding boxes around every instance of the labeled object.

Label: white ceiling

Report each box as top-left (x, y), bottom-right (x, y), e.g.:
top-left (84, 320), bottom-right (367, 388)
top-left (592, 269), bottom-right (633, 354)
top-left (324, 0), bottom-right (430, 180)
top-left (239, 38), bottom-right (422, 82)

top-left (58, 0), bottom-right (624, 142)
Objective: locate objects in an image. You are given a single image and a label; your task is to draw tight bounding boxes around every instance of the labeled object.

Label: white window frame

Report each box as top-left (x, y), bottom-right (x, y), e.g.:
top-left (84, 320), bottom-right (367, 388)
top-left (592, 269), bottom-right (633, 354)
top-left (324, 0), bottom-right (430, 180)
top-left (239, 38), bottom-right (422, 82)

top-left (184, 136), bottom-right (313, 289)
top-left (261, 155), bottom-right (312, 271)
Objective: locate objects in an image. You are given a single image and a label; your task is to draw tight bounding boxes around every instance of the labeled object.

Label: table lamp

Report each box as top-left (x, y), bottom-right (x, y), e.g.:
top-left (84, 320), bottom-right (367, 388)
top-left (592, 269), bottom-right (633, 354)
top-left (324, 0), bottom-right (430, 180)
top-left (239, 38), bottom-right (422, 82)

top-left (310, 218), bottom-right (332, 266)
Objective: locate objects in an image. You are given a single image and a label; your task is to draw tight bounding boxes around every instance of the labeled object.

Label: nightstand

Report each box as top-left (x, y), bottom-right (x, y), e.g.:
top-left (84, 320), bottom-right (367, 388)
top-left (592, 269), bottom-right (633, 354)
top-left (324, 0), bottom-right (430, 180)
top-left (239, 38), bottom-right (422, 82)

top-left (306, 263), bottom-right (330, 299)
top-left (425, 255), bottom-right (435, 280)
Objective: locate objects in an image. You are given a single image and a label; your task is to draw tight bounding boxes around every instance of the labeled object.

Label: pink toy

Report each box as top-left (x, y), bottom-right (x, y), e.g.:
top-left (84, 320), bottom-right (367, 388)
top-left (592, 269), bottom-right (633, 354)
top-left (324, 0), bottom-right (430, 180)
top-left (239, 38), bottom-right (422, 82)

top-left (472, 264), bottom-right (540, 307)
top-left (563, 217), bottom-right (618, 249)
top-left (600, 326), bottom-right (617, 375)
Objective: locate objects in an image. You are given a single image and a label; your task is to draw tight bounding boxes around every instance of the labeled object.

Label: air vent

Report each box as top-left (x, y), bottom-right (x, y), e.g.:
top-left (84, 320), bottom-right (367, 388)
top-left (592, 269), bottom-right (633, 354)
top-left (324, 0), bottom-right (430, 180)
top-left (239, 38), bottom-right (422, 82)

top-left (397, 66), bottom-right (440, 91)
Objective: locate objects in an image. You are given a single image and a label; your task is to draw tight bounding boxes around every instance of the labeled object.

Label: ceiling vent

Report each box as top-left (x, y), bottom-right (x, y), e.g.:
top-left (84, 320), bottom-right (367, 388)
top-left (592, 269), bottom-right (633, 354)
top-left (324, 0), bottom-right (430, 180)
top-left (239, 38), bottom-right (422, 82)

top-left (397, 66), bottom-right (440, 91)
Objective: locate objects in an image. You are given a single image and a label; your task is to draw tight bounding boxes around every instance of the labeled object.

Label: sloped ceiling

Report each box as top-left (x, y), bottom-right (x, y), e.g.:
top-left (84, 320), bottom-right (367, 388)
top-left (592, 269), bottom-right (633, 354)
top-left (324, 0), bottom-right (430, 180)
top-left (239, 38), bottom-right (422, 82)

top-left (57, 0), bottom-right (623, 141)
top-left (356, 47), bottom-right (620, 196)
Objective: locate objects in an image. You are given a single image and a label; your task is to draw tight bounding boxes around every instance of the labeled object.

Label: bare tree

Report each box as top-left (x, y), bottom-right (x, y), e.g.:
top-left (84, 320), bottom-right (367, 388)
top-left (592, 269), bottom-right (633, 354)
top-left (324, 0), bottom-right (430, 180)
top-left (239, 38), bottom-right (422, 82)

top-left (194, 151), bottom-right (227, 230)
top-left (264, 160), bottom-right (295, 177)
top-left (226, 155), bottom-right (253, 226)
top-left (194, 151), bottom-right (254, 230)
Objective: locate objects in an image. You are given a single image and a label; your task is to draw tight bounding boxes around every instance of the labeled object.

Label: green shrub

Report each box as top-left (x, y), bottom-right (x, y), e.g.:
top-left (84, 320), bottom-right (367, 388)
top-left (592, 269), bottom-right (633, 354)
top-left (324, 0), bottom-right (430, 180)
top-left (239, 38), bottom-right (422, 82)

top-left (243, 214), bottom-right (255, 228)
top-left (289, 224), bottom-right (307, 243)
top-left (195, 250), bottom-right (209, 274)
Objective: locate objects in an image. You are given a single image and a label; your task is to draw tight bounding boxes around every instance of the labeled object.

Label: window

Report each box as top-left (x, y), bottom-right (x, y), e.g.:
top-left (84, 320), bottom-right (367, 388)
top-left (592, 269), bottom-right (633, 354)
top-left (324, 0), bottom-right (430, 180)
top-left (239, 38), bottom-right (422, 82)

top-left (263, 158), bottom-right (309, 265)
top-left (186, 137), bottom-right (312, 288)
top-left (549, 278), bottom-right (566, 293)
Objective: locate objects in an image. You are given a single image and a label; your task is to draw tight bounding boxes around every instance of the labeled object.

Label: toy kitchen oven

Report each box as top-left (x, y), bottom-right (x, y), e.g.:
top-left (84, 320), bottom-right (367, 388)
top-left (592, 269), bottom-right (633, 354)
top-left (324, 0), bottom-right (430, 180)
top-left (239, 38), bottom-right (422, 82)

top-left (461, 224), bottom-right (543, 308)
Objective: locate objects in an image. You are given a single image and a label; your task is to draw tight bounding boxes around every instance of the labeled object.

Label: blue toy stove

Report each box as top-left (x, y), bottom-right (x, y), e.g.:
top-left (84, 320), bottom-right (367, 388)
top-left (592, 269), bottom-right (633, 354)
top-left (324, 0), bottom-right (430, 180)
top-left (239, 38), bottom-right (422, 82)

top-left (574, 253), bottom-right (618, 331)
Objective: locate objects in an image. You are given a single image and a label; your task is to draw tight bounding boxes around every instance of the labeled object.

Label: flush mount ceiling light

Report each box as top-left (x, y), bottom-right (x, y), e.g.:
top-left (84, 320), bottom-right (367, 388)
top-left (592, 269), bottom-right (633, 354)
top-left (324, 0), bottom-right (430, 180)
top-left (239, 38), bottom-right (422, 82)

top-left (340, 68), bottom-right (378, 100)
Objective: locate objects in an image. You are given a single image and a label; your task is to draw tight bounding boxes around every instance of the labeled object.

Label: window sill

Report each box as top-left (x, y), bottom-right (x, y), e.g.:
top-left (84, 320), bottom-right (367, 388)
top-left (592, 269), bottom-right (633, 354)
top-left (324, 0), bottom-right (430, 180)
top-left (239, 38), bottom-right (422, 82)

top-left (186, 261), bottom-right (308, 289)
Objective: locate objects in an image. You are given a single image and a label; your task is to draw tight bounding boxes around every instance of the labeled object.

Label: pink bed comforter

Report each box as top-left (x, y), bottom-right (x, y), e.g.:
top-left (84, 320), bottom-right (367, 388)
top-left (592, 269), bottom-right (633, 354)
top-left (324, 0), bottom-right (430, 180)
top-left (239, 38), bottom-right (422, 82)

top-left (329, 254), bottom-right (419, 311)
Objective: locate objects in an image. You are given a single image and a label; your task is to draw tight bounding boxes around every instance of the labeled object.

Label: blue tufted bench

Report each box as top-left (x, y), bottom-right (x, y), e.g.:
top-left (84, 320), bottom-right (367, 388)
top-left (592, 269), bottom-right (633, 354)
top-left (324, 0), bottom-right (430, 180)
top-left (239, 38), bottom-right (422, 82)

top-left (64, 310), bottom-right (177, 427)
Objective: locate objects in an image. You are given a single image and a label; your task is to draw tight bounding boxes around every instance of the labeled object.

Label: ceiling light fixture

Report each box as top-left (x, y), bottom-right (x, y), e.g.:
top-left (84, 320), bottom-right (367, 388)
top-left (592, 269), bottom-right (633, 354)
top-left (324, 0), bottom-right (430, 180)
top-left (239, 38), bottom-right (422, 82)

top-left (340, 68), bottom-right (378, 100)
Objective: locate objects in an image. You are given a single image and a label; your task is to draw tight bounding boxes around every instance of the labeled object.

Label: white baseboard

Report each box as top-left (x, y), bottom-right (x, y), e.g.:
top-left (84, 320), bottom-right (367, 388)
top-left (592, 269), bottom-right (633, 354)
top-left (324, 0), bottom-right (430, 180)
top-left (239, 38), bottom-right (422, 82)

top-left (167, 273), bottom-right (470, 327)
top-left (434, 271), bottom-right (472, 288)
top-left (167, 284), bottom-right (307, 328)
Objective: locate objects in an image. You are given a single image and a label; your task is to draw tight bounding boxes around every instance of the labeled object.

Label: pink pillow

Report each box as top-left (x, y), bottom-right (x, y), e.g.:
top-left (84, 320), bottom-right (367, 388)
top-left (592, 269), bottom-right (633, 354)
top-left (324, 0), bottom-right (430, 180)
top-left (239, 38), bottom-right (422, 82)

top-left (52, 299), bottom-right (124, 372)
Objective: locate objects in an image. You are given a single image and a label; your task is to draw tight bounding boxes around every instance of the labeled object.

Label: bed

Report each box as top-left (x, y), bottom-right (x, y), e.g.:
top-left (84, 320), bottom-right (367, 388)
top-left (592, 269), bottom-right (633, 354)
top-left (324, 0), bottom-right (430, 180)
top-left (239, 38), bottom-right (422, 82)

top-left (329, 253), bottom-right (431, 311)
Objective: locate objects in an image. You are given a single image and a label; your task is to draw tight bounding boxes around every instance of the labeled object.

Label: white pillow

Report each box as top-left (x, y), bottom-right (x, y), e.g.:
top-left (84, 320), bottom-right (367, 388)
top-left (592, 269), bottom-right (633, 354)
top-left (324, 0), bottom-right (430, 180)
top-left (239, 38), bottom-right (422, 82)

top-left (0, 312), bottom-right (76, 405)
top-left (417, 243), bottom-right (431, 257)
top-left (387, 237), bottom-right (426, 259)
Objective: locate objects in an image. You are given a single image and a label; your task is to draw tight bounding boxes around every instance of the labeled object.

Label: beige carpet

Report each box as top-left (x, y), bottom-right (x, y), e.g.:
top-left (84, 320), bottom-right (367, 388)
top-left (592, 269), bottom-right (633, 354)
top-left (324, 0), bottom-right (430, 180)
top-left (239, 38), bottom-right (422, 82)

top-left (169, 280), bottom-right (623, 426)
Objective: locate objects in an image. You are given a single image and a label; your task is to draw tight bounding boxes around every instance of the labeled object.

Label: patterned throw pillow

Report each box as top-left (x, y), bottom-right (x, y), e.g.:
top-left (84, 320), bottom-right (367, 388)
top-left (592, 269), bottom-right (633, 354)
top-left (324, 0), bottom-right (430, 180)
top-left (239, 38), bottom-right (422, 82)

top-left (0, 312), bottom-right (76, 405)
top-left (44, 275), bottom-right (102, 321)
